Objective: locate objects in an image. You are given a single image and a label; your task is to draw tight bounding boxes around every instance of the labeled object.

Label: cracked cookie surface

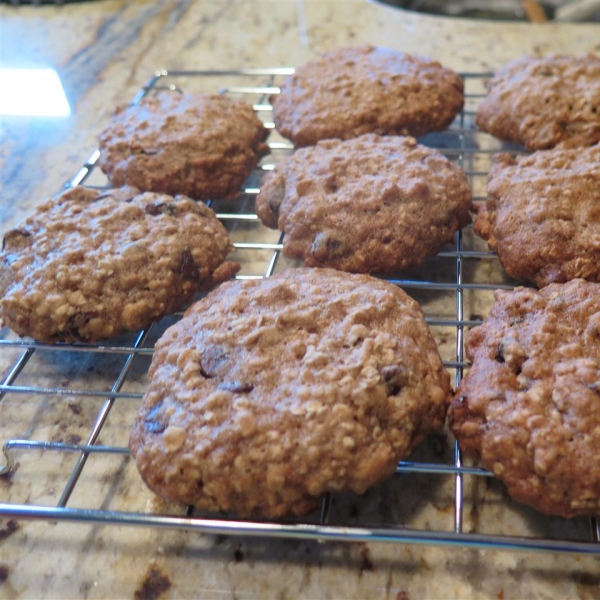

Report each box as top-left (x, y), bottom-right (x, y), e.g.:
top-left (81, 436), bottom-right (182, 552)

top-left (474, 144), bottom-right (600, 287)
top-left (130, 267), bottom-right (451, 517)
top-left (99, 93), bottom-right (269, 200)
top-left (272, 45), bottom-right (464, 147)
top-left (256, 134), bottom-right (472, 273)
top-left (0, 186), bottom-right (239, 343)
top-left (449, 280), bottom-right (600, 518)
top-left (476, 54), bottom-right (600, 151)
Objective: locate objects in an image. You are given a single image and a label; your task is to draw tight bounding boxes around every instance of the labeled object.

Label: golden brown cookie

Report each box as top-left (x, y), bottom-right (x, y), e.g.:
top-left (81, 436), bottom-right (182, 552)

top-left (449, 280), bottom-right (600, 518)
top-left (256, 134), bottom-right (472, 273)
top-left (476, 54), bottom-right (600, 151)
top-left (272, 45), bottom-right (464, 147)
top-left (130, 267), bottom-right (452, 518)
top-left (99, 93), bottom-right (269, 200)
top-left (474, 144), bottom-right (600, 287)
top-left (0, 186), bottom-right (239, 343)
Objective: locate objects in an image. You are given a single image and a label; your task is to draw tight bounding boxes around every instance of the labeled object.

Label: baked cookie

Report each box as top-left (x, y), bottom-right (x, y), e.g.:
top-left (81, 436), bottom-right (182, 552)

top-left (99, 93), bottom-right (269, 200)
top-left (476, 54), bottom-right (600, 151)
top-left (271, 45), bottom-right (464, 147)
top-left (449, 280), bottom-right (600, 518)
top-left (474, 144), bottom-right (600, 287)
top-left (130, 267), bottom-right (451, 517)
top-left (0, 186), bottom-right (239, 343)
top-left (256, 134), bottom-right (472, 273)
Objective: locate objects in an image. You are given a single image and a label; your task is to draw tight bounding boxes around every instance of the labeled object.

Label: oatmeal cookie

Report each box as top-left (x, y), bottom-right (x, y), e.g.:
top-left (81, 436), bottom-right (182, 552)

top-left (476, 54), bottom-right (600, 150)
top-left (256, 134), bottom-right (471, 273)
top-left (0, 186), bottom-right (239, 343)
top-left (99, 93), bottom-right (269, 200)
top-left (129, 267), bottom-right (452, 518)
top-left (256, 134), bottom-right (472, 273)
top-left (474, 144), bottom-right (600, 287)
top-left (271, 45), bottom-right (464, 147)
top-left (449, 280), bottom-right (600, 518)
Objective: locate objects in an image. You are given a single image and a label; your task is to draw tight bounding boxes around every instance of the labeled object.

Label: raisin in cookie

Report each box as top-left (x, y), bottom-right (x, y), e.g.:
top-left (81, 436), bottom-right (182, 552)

top-left (272, 45), bottom-right (464, 147)
top-left (474, 144), bottom-right (600, 287)
top-left (0, 186), bottom-right (239, 343)
top-left (256, 134), bottom-right (472, 273)
top-left (130, 267), bottom-right (451, 518)
top-left (449, 280), bottom-right (600, 518)
top-left (99, 93), bottom-right (269, 200)
top-left (476, 54), bottom-right (600, 151)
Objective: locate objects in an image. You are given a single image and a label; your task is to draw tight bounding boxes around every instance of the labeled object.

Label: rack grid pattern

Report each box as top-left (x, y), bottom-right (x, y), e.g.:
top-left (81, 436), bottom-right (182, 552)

top-left (1, 69), bottom-right (599, 555)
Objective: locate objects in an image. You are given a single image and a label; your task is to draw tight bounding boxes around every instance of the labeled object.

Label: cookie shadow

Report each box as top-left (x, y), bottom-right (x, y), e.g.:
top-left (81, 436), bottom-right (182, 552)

top-left (326, 430), bottom-right (456, 530)
top-left (465, 475), bottom-right (594, 543)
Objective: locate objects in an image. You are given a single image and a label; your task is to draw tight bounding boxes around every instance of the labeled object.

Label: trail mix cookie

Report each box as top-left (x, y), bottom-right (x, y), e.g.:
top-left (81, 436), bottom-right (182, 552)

top-left (99, 93), bottom-right (269, 200)
top-left (474, 144), bottom-right (600, 287)
top-left (271, 45), bottom-right (464, 147)
top-left (476, 54), bottom-right (600, 150)
top-left (449, 280), bottom-right (600, 518)
top-left (130, 267), bottom-right (452, 518)
top-left (0, 186), bottom-right (239, 343)
top-left (256, 134), bottom-right (472, 273)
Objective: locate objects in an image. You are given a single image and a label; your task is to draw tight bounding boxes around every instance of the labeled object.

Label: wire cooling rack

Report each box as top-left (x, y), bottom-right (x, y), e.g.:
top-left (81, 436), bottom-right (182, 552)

top-left (1, 68), bottom-right (599, 555)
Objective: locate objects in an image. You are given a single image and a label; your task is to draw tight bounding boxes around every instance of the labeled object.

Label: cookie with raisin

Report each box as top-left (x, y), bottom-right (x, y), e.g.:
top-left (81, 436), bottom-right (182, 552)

top-left (450, 280), bottom-right (600, 518)
top-left (0, 186), bottom-right (238, 343)
top-left (272, 45), bottom-right (464, 147)
top-left (256, 134), bottom-right (471, 273)
top-left (130, 267), bottom-right (452, 517)
top-left (99, 93), bottom-right (269, 200)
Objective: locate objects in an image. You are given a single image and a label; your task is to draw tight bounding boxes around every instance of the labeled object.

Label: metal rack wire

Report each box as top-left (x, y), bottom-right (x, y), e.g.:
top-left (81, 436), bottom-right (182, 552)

top-left (1, 68), bottom-right (599, 555)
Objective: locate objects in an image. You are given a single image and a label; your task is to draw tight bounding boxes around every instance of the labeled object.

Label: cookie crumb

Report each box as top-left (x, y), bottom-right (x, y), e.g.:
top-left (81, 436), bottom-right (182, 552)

top-left (0, 520), bottom-right (19, 541)
top-left (134, 565), bottom-right (171, 600)
top-left (359, 544), bottom-right (374, 572)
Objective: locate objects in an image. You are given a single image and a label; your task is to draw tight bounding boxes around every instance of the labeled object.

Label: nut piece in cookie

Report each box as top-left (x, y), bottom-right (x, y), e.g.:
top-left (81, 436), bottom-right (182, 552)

top-left (272, 45), bottom-right (464, 147)
top-left (476, 54), bottom-right (600, 150)
top-left (99, 93), bottom-right (269, 200)
top-left (474, 144), bottom-right (600, 287)
top-left (256, 134), bottom-right (472, 273)
top-left (130, 267), bottom-right (452, 518)
top-left (0, 186), bottom-right (239, 343)
top-left (449, 279), bottom-right (600, 518)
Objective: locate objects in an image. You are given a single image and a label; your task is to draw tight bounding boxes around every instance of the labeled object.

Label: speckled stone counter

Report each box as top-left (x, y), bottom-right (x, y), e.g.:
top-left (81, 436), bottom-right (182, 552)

top-left (1, 1), bottom-right (600, 598)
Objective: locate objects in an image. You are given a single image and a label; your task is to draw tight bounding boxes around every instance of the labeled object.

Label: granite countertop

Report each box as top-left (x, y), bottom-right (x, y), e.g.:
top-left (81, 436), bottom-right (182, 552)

top-left (1, 1), bottom-right (600, 598)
